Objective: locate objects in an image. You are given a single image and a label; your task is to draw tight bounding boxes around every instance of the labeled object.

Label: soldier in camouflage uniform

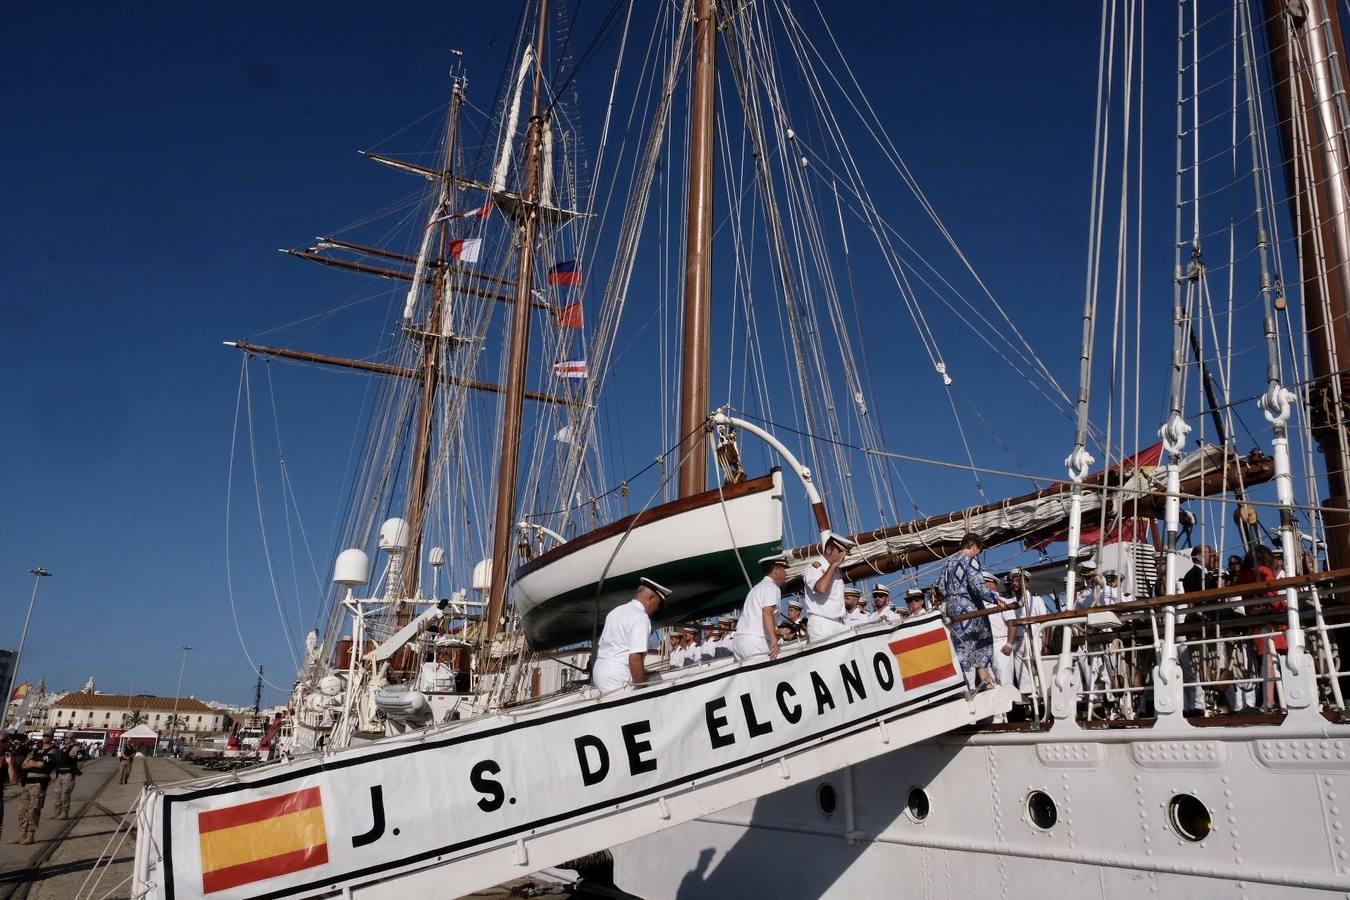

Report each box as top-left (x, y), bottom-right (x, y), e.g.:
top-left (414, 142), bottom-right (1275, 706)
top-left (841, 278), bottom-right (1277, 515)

top-left (16, 730), bottom-right (57, 844)
top-left (50, 734), bottom-right (85, 819)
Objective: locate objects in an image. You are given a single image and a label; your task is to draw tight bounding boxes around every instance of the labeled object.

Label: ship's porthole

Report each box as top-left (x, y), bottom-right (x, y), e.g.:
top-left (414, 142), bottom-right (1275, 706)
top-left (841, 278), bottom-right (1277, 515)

top-left (1025, 790), bottom-right (1057, 831)
top-left (1168, 793), bottom-right (1212, 843)
top-left (817, 784), bottom-right (837, 817)
top-left (906, 787), bottom-right (930, 822)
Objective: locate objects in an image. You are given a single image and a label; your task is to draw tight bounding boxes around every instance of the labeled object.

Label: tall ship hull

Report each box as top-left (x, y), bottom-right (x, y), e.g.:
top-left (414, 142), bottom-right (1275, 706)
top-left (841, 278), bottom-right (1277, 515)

top-left (129, 0), bottom-right (1350, 896)
top-left (612, 716), bottom-right (1350, 897)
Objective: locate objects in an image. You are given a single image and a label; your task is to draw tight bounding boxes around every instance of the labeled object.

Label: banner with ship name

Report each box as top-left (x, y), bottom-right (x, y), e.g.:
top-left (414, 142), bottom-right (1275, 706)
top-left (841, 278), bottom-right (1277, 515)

top-left (144, 617), bottom-right (964, 900)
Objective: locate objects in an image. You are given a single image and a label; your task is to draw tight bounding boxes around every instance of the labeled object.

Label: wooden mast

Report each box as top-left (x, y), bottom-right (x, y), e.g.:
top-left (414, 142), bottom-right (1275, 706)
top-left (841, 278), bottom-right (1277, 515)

top-left (401, 81), bottom-right (465, 604)
top-left (677, 0), bottom-right (717, 497)
top-left (485, 1), bottom-right (550, 639)
top-left (1263, 0), bottom-right (1350, 570)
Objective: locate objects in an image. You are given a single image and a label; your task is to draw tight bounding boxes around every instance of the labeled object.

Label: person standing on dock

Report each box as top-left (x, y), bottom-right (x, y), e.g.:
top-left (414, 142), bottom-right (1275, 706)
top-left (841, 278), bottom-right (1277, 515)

top-left (50, 733), bottom-right (86, 820)
top-left (15, 729), bottom-right (57, 845)
top-left (936, 535), bottom-right (998, 691)
top-left (118, 742), bottom-right (136, 784)
top-left (0, 734), bottom-right (18, 842)
top-left (733, 554), bottom-right (787, 660)
top-left (592, 577), bottom-right (671, 693)
top-left (804, 532), bottom-right (857, 641)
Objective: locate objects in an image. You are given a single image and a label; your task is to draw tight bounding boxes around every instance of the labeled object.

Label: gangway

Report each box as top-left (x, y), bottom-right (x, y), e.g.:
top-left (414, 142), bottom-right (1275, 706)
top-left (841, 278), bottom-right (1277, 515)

top-left (131, 615), bottom-right (1011, 900)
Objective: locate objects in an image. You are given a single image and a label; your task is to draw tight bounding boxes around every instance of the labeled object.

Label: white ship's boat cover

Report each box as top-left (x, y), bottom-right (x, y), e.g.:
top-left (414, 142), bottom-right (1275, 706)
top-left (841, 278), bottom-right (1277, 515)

top-left (513, 470), bottom-right (784, 649)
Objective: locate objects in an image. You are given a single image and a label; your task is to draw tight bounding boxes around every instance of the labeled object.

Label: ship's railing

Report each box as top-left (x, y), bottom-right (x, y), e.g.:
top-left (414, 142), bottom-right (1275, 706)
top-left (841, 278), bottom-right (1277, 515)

top-left (986, 567), bottom-right (1350, 726)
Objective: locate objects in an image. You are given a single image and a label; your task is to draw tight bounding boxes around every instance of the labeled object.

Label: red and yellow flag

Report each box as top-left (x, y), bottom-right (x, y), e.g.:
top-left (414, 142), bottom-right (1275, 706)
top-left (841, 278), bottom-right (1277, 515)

top-left (198, 786), bottom-right (328, 893)
top-left (890, 629), bottom-right (958, 691)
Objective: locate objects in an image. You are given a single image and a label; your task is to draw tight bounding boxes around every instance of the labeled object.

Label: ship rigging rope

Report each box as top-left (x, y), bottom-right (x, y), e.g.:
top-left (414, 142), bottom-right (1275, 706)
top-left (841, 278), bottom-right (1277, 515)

top-left (731, 408), bottom-right (1342, 519)
top-left (242, 362), bottom-right (304, 672)
top-left (793, 0), bottom-right (1079, 421)
top-left (224, 359), bottom-right (299, 694)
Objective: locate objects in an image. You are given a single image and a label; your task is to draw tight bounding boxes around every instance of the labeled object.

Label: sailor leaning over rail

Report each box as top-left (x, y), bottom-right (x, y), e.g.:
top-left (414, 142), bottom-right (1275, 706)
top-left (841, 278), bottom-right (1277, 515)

top-left (593, 577), bottom-right (671, 693)
top-left (732, 554), bottom-right (787, 660)
top-left (803, 531), bottom-right (857, 641)
top-left (936, 533), bottom-right (998, 691)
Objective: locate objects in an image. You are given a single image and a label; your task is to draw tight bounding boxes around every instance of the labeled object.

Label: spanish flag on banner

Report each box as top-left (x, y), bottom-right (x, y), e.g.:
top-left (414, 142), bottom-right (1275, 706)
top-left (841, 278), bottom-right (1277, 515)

top-left (890, 628), bottom-right (958, 691)
top-left (198, 786), bottom-right (328, 893)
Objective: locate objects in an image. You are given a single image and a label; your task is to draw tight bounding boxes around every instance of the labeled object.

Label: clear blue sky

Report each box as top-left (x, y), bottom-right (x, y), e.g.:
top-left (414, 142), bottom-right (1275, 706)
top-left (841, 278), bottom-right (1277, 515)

top-left (1, 3), bottom-right (1293, 705)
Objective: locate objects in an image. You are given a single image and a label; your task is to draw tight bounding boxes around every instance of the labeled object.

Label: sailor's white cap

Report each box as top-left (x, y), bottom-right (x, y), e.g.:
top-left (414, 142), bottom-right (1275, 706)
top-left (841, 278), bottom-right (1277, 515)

top-left (1079, 559), bottom-right (1098, 571)
top-left (787, 598), bottom-right (804, 609)
top-left (871, 584), bottom-right (891, 597)
top-left (843, 586), bottom-right (862, 597)
top-left (638, 576), bottom-right (672, 599)
top-left (980, 570), bottom-right (998, 582)
top-left (905, 588), bottom-right (925, 600)
top-left (1102, 568), bottom-right (1118, 579)
top-left (822, 530), bottom-right (857, 551)
top-left (759, 553), bottom-right (788, 567)
top-left (1009, 567), bottom-right (1028, 577)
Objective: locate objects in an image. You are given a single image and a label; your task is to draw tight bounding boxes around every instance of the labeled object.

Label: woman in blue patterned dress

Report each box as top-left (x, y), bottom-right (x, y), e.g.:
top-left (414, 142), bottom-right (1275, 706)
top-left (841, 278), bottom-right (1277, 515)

top-left (937, 534), bottom-right (998, 690)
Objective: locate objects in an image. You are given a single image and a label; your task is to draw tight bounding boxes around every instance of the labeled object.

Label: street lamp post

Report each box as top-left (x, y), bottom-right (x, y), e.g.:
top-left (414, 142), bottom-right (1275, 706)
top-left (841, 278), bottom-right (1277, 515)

top-left (168, 644), bottom-right (192, 753)
top-left (3, 568), bottom-right (51, 732)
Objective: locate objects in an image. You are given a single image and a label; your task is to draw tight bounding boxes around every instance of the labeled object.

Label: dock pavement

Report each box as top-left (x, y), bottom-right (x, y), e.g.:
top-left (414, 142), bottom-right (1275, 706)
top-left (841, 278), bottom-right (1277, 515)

top-left (0, 755), bottom-right (208, 900)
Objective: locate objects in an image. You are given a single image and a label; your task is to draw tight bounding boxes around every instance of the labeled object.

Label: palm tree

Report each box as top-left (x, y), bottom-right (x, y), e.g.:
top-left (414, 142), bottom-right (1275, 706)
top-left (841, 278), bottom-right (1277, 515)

top-left (121, 709), bottom-right (147, 728)
top-left (164, 714), bottom-right (187, 734)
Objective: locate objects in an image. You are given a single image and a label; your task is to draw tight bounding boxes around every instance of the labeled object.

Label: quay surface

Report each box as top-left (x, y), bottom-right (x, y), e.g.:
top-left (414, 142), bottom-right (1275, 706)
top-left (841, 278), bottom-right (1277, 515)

top-left (0, 755), bottom-right (207, 900)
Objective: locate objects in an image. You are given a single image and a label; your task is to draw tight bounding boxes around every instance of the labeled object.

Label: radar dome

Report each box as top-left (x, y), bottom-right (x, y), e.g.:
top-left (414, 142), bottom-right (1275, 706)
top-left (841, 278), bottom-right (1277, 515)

top-left (379, 518), bottom-right (411, 552)
top-left (333, 549), bottom-right (370, 586)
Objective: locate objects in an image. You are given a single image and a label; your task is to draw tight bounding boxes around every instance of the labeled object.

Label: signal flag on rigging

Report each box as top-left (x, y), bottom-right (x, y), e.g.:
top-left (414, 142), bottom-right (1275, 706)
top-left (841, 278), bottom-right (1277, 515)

top-left (547, 260), bottom-right (581, 286)
top-left (196, 786), bottom-right (328, 893)
top-left (556, 302), bottom-right (583, 329)
top-left (448, 238), bottom-right (482, 263)
top-left (449, 202), bottom-right (492, 220)
top-left (552, 360), bottom-right (588, 379)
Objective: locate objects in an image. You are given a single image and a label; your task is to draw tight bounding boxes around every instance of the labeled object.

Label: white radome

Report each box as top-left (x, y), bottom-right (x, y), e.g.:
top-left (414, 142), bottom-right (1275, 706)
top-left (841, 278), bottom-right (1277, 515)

top-left (333, 548), bottom-right (370, 586)
top-left (379, 517), bottom-right (411, 551)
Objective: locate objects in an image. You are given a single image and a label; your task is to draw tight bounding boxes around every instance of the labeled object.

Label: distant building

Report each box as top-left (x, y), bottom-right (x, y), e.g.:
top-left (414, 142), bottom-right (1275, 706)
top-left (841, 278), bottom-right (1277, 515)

top-left (48, 692), bottom-right (232, 733)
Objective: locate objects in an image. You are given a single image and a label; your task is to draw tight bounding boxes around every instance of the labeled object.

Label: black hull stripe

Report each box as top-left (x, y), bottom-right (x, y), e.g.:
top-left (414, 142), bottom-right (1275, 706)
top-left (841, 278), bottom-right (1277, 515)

top-left (233, 687), bottom-right (966, 900)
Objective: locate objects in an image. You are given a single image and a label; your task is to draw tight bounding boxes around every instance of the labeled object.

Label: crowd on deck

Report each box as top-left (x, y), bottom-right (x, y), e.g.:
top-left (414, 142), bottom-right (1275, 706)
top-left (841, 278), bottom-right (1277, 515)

top-left (589, 527), bottom-right (1312, 723)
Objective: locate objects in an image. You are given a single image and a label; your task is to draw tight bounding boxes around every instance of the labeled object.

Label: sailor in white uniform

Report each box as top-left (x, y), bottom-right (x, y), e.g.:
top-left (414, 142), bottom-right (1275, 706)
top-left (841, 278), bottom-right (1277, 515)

top-left (1006, 567), bottom-right (1049, 692)
top-left (804, 531), bottom-right (856, 641)
top-left (842, 588), bottom-right (870, 627)
top-left (592, 577), bottom-right (670, 693)
top-left (783, 598), bottom-right (808, 639)
top-left (904, 588), bottom-right (927, 617)
top-left (732, 554), bottom-right (788, 660)
top-left (870, 585), bottom-right (902, 623)
top-left (984, 570), bottom-right (1019, 687)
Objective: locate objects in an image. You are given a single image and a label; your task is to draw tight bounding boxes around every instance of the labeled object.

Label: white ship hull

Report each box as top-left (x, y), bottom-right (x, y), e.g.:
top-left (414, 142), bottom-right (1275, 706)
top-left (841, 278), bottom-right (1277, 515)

top-left (612, 717), bottom-right (1350, 897)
